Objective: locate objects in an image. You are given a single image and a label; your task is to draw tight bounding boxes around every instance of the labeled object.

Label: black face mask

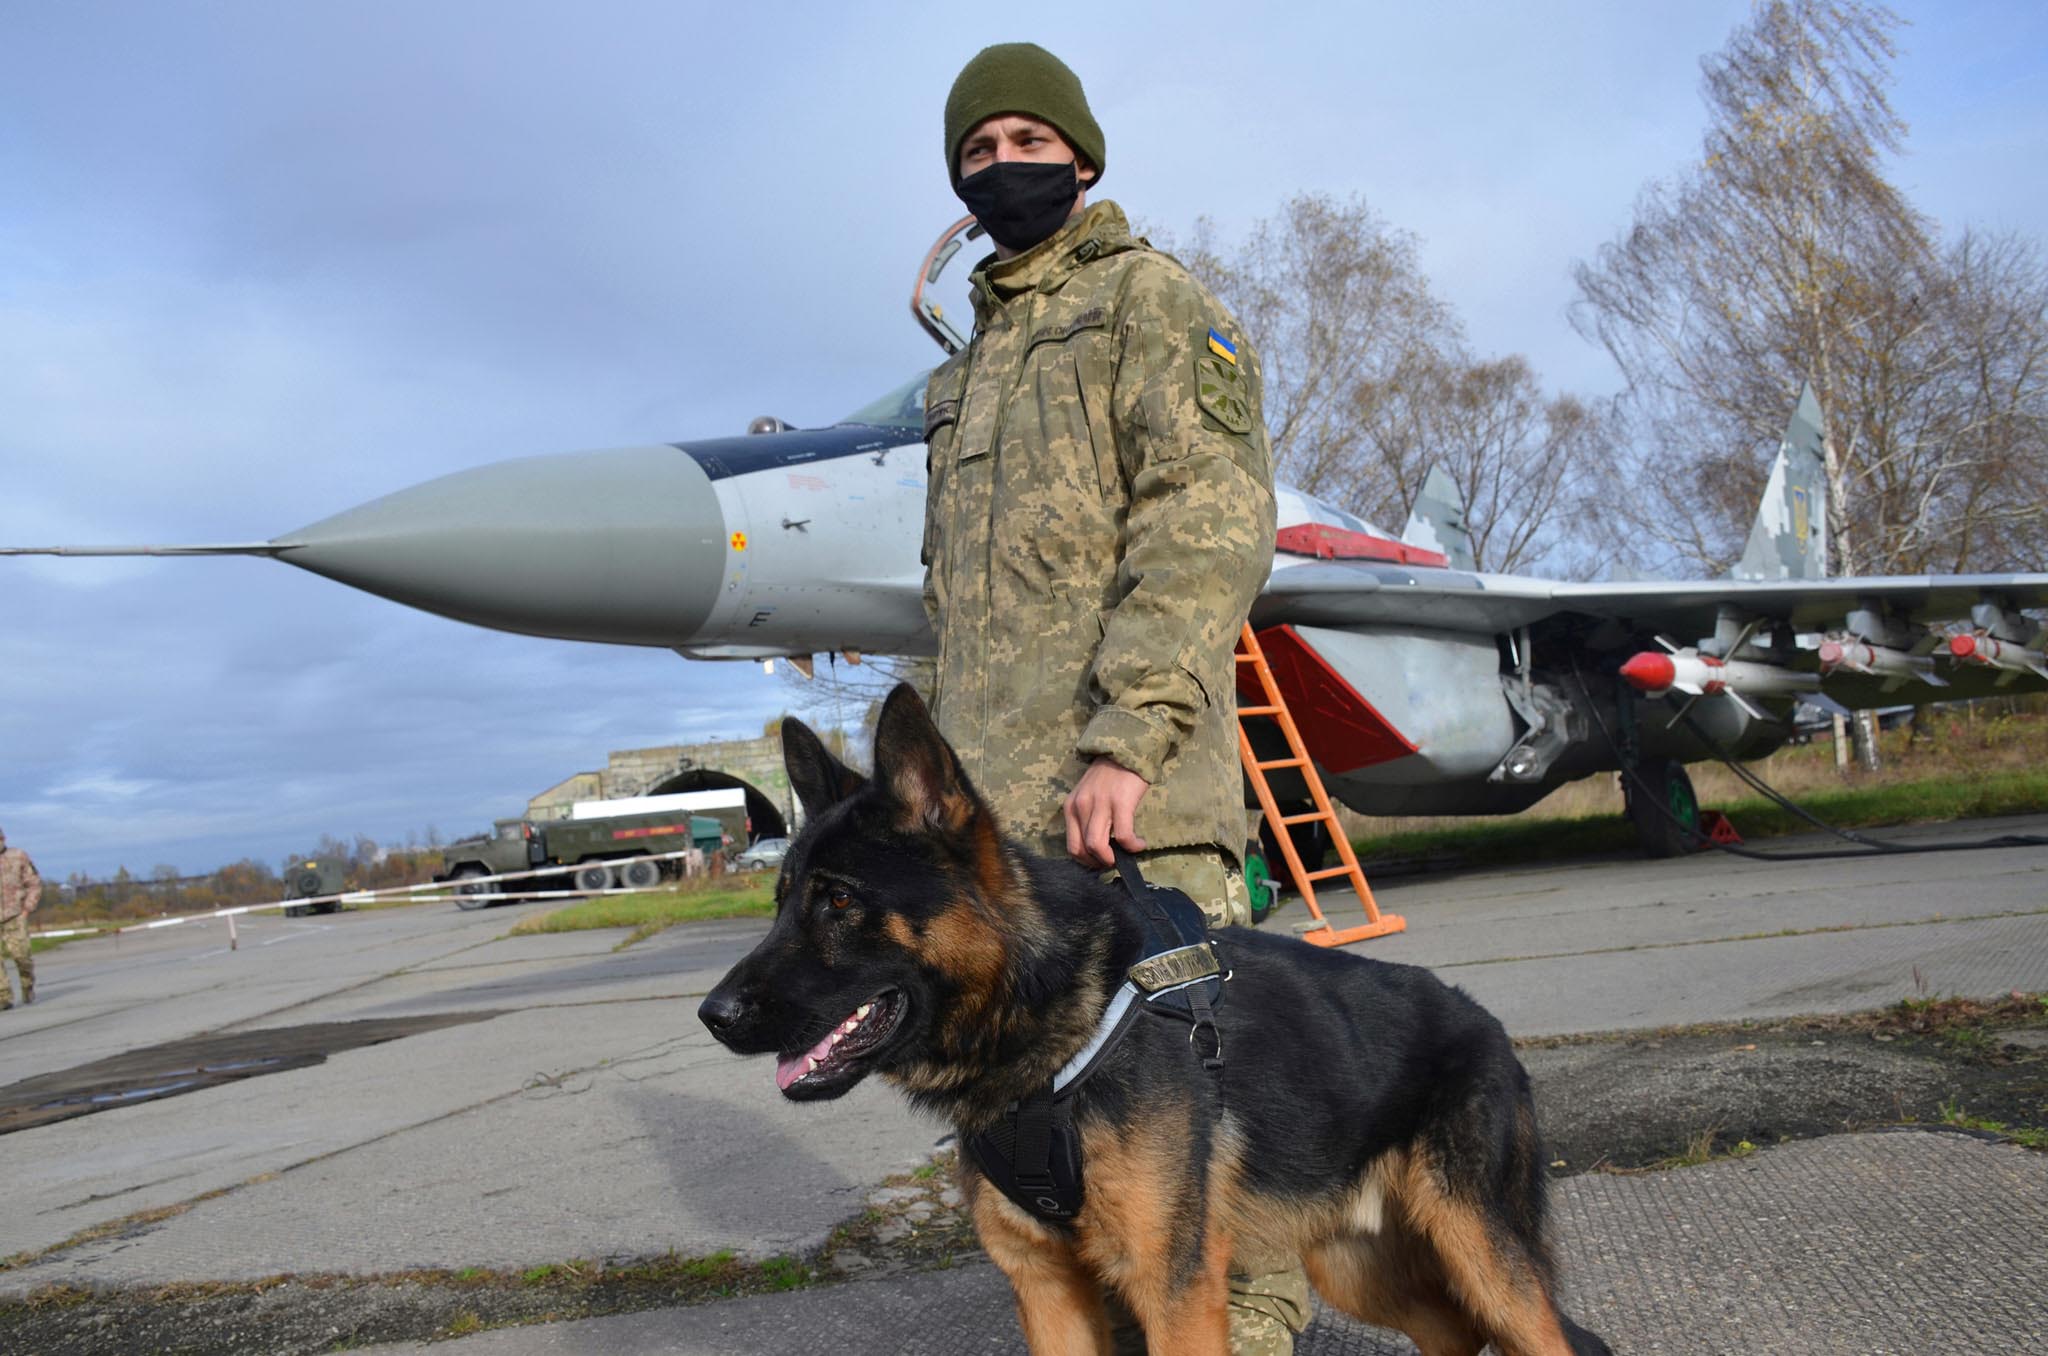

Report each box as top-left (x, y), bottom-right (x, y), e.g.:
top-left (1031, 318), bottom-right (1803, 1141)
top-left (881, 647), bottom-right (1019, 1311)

top-left (956, 160), bottom-right (1080, 254)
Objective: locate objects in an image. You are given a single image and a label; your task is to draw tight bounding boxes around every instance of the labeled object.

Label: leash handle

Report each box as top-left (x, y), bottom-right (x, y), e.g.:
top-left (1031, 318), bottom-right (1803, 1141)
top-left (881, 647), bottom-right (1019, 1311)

top-left (1111, 846), bottom-right (1183, 938)
top-left (1111, 845), bottom-right (1150, 901)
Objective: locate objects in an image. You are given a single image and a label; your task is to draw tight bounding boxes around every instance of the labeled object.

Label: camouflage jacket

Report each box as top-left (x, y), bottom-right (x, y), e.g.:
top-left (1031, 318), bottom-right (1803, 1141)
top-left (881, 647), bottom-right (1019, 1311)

top-left (921, 201), bottom-right (1276, 860)
top-left (0, 848), bottom-right (42, 922)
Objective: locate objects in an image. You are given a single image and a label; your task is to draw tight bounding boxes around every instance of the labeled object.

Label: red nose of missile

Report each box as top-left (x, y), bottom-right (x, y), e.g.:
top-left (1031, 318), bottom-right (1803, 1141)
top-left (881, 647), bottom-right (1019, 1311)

top-left (1619, 652), bottom-right (1677, 693)
top-left (1949, 634), bottom-right (1977, 659)
top-left (1817, 640), bottom-right (1845, 667)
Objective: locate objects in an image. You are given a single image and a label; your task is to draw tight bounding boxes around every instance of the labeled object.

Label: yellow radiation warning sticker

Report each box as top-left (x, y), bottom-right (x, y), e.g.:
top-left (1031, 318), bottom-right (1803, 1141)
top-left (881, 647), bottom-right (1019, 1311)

top-left (730, 531), bottom-right (748, 551)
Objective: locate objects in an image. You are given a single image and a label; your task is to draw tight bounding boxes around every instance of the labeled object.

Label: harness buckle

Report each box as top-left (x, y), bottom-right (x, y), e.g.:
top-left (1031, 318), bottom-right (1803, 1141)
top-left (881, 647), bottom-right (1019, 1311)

top-left (1189, 1018), bottom-right (1224, 1073)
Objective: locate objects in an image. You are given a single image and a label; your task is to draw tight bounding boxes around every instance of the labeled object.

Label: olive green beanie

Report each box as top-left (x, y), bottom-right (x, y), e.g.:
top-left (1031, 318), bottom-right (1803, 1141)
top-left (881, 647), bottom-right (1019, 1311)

top-left (944, 43), bottom-right (1106, 188)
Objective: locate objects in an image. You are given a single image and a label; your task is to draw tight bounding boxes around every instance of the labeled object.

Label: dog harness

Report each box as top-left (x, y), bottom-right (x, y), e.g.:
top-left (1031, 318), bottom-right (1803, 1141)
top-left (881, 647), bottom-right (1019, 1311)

top-left (964, 850), bottom-right (1227, 1224)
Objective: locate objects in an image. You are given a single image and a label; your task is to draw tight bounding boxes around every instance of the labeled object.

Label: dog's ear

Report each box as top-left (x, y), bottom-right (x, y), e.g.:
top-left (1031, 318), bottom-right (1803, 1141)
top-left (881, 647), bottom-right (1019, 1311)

top-left (872, 684), bottom-right (981, 833)
top-left (783, 716), bottom-right (865, 819)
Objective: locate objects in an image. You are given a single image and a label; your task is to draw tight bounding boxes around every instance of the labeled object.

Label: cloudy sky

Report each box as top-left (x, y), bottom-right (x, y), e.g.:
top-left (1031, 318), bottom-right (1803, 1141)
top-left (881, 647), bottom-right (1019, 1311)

top-left (3, 1), bottom-right (2044, 881)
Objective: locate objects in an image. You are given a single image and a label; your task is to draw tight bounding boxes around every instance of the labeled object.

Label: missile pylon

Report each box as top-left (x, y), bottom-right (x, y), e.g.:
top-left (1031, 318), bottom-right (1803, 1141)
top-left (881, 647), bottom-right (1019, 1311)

top-left (1817, 637), bottom-right (1947, 691)
top-left (1947, 633), bottom-right (2048, 684)
top-left (1619, 648), bottom-right (1818, 721)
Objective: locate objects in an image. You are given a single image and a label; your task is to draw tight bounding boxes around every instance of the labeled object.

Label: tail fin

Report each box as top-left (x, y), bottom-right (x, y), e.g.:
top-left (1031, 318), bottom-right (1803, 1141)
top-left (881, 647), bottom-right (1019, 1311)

top-left (1731, 383), bottom-right (1828, 581)
top-left (1402, 466), bottom-right (1478, 572)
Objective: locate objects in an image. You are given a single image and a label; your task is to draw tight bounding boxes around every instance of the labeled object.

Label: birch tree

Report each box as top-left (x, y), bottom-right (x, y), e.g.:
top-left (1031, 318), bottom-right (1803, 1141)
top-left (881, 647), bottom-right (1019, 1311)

top-left (1572, 0), bottom-right (2048, 577)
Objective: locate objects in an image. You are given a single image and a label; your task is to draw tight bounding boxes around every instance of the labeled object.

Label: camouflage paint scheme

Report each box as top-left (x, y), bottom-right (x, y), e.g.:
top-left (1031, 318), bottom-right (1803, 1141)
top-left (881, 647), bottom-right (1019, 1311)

top-left (921, 202), bottom-right (1276, 863)
top-left (0, 831), bottom-right (42, 1007)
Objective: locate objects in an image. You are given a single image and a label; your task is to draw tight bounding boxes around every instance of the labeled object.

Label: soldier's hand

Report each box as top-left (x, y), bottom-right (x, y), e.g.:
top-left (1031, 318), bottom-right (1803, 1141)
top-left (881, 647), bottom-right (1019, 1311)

top-left (1065, 758), bottom-right (1149, 869)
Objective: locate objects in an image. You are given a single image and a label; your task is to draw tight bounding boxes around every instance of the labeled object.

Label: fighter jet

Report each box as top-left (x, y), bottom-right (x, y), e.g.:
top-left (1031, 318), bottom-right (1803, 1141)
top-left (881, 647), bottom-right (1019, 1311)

top-left (8, 370), bottom-right (2044, 861)
top-left (9, 222), bottom-right (2047, 860)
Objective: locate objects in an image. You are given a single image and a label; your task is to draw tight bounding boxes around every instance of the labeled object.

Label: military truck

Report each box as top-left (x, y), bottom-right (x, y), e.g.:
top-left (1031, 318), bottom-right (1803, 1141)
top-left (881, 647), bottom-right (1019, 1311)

top-left (282, 857), bottom-right (349, 917)
top-left (437, 808), bottom-right (728, 911)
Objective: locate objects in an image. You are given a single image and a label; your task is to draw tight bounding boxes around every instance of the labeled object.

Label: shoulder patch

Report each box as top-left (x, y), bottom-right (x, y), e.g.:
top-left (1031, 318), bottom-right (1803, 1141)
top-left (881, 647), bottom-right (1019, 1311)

top-left (1195, 353), bottom-right (1254, 436)
top-left (1206, 328), bottom-right (1238, 366)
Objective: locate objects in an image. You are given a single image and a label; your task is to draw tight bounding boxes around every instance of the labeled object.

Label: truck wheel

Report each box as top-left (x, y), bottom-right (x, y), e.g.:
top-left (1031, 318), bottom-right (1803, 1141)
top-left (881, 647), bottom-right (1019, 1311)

top-left (573, 862), bottom-right (614, 893)
top-left (450, 865), bottom-right (498, 911)
top-left (1626, 758), bottom-right (1702, 858)
top-left (619, 858), bottom-right (661, 890)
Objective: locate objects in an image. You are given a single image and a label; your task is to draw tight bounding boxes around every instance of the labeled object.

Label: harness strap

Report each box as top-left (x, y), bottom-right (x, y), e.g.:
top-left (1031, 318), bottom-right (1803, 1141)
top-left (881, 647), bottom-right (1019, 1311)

top-left (965, 851), bottom-right (1229, 1225)
top-left (1010, 1087), bottom-right (1057, 1194)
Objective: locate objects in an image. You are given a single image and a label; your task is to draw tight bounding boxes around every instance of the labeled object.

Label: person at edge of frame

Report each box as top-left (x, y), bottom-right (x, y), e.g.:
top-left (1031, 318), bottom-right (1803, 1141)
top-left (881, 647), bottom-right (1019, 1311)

top-left (0, 824), bottom-right (43, 1009)
top-left (918, 41), bottom-right (1303, 1356)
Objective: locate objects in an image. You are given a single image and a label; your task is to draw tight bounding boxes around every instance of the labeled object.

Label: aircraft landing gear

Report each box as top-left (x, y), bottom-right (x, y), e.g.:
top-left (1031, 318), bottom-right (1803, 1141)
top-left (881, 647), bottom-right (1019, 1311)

top-left (1626, 757), bottom-right (1702, 858)
top-left (1259, 803), bottom-right (1333, 894)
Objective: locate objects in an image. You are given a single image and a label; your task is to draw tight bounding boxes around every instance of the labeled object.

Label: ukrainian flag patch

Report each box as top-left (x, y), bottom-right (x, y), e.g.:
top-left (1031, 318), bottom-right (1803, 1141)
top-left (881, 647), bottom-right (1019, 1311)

top-left (1207, 328), bottom-right (1238, 365)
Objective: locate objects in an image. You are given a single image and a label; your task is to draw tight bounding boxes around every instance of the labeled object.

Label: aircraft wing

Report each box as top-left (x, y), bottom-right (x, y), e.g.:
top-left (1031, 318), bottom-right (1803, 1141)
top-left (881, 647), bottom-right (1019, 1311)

top-left (1253, 562), bottom-right (2048, 638)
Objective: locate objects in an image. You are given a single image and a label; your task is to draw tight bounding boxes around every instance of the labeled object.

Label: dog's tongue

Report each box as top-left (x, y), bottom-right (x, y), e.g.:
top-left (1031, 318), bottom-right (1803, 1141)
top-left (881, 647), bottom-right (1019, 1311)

top-left (774, 1028), bottom-right (840, 1091)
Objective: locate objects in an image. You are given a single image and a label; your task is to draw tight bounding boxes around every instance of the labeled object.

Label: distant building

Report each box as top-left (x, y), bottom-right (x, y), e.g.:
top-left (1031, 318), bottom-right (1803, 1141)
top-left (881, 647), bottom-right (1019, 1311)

top-left (527, 733), bottom-right (797, 841)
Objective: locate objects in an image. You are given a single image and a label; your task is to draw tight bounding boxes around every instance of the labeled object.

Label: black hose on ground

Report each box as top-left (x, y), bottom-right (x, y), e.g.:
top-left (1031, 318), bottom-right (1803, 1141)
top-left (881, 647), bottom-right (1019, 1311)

top-left (1568, 659), bottom-right (2048, 862)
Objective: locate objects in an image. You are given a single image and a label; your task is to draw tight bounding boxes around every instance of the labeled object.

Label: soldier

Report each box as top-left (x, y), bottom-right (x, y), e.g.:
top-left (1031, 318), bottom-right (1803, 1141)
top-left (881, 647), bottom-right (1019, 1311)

top-left (0, 825), bottom-right (42, 1009)
top-left (923, 43), bottom-right (1305, 1355)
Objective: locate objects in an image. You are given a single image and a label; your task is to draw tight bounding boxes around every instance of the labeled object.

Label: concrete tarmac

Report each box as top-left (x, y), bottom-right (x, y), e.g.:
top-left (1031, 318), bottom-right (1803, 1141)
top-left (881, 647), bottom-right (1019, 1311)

top-left (3, 815), bottom-right (2045, 1351)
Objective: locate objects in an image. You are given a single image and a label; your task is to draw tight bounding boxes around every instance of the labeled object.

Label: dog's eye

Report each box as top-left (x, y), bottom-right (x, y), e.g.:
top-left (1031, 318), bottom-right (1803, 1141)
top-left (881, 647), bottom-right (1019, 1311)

top-left (827, 887), bottom-right (852, 910)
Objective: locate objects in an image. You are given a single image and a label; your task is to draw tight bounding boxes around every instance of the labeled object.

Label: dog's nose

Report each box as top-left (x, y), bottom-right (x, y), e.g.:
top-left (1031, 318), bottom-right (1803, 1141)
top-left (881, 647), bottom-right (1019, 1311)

top-left (698, 991), bottom-right (744, 1039)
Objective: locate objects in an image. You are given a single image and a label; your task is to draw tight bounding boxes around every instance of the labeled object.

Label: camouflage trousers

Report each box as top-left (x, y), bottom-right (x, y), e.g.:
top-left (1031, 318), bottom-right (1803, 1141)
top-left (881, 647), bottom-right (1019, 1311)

top-left (1101, 843), bottom-right (1255, 929)
top-left (0, 914), bottom-right (31, 1007)
top-left (1106, 845), bottom-right (1311, 1354)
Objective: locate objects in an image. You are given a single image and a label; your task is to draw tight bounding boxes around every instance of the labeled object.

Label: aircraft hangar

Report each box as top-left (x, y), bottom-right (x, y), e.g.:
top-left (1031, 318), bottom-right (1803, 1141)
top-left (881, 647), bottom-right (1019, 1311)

top-left (524, 732), bottom-right (796, 841)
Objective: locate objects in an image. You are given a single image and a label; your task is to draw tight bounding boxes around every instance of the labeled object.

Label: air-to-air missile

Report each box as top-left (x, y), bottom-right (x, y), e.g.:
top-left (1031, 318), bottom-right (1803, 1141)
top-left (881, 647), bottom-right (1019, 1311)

top-left (1947, 632), bottom-right (2048, 683)
top-left (1618, 648), bottom-right (1821, 720)
top-left (1816, 637), bottom-right (1948, 690)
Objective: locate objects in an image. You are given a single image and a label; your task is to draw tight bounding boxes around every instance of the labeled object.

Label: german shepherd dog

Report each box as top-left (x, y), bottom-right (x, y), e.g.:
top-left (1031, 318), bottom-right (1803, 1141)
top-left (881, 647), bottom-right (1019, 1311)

top-left (700, 686), bottom-right (1611, 1356)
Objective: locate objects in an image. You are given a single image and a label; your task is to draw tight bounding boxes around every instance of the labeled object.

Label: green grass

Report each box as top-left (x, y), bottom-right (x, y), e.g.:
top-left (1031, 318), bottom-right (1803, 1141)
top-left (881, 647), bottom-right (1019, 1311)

top-left (505, 880), bottom-right (776, 946)
top-left (29, 929), bottom-right (102, 954)
top-left (1349, 766), bottom-right (2048, 870)
top-left (758, 1256), bottom-right (811, 1291)
top-left (1939, 1100), bottom-right (2048, 1150)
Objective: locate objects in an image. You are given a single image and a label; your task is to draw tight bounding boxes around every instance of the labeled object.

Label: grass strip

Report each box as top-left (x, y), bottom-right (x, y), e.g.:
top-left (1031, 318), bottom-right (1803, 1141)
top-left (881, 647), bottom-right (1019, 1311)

top-left (1350, 767), bottom-right (2048, 870)
top-left (1940, 1100), bottom-right (2048, 1150)
top-left (505, 881), bottom-right (776, 946)
top-left (28, 930), bottom-right (103, 954)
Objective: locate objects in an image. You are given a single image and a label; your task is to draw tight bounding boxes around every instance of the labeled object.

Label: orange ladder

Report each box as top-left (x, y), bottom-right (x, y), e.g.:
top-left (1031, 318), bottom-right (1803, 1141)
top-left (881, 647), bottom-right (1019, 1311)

top-left (1236, 623), bottom-right (1407, 947)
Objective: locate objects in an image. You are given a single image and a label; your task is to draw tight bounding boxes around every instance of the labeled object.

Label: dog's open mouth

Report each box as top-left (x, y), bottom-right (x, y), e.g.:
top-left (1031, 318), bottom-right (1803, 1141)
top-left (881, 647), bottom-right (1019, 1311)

top-left (774, 989), bottom-right (907, 1097)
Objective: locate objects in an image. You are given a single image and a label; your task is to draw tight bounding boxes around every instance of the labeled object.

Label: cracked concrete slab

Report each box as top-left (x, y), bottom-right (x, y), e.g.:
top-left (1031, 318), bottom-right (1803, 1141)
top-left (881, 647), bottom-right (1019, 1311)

top-left (347, 1131), bottom-right (2047, 1356)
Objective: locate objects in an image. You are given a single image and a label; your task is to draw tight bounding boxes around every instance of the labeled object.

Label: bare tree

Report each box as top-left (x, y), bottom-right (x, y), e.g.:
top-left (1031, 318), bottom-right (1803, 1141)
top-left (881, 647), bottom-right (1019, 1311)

top-left (1171, 194), bottom-right (1457, 499)
top-left (1351, 352), bottom-right (1612, 574)
top-left (1171, 194), bottom-right (1608, 575)
top-left (1573, 0), bottom-right (2046, 580)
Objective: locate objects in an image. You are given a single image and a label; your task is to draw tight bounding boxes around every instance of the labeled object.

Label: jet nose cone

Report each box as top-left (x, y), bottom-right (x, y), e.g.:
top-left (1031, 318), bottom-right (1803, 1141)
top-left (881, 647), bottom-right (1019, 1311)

top-left (274, 447), bottom-right (727, 646)
top-left (1619, 652), bottom-right (1677, 694)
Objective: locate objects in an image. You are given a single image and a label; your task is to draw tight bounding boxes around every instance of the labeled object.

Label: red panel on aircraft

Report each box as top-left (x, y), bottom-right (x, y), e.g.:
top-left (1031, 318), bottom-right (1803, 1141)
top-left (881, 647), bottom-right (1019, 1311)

top-left (1238, 625), bottom-right (1418, 774)
top-left (1274, 523), bottom-right (1449, 568)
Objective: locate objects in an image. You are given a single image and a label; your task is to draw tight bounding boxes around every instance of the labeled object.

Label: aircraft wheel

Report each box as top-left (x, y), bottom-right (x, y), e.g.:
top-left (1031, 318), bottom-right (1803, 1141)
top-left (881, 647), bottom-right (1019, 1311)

top-left (619, 858), bottom-right (661, 890)
top-left (1258, 805), bottom-right (1332, 894)
top-left (451, 865), bottom-right (498, 910)
top-left (573, 862), bottom-right (615, 893)
top-left (1627, 758), bottom-right (1702, 858)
